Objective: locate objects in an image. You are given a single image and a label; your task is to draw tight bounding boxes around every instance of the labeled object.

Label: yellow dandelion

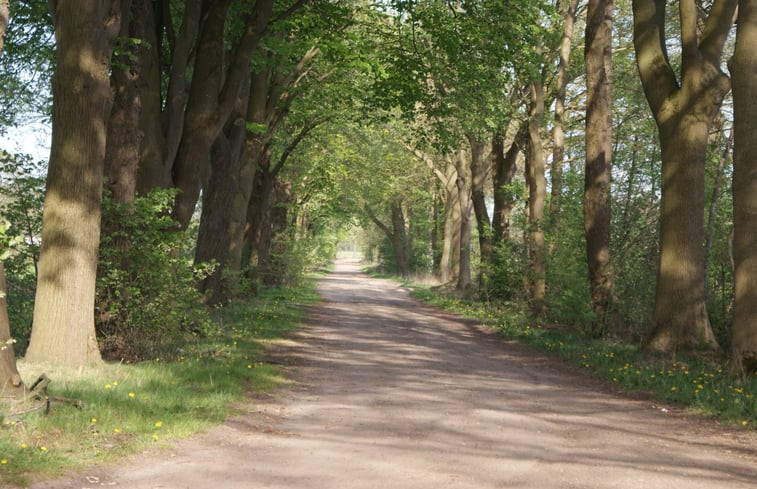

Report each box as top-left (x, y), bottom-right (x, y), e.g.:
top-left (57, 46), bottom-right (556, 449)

top-left (1, 459), bottom-right (7, 464)
top-left (40, 446), bottom-right (47, 452)
top-left (91, 418), bottom-right (97, 423)
top-left (113, 428), bottom-right (121, 434)
top-left (154, 421), bottom-right (163, 428)
top-left (247, 364), bottom-right (252, 369)
top-left (671, 386), bottom-right (677, 391)
top-left (742, 421), bottom-right (749, 426)
top-left (105, 384), bottom-right (112, 390)
top-left (128, 392), bottom-right (135, 398)
top-left (20, 443), bottom-right (27, 449)
top-left (152, 434), bottom-right (159, 441)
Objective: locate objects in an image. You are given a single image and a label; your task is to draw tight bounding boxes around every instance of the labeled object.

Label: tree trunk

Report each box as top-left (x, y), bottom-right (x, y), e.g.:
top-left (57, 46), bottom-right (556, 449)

top-left (195, 112), bottom-right (247, 304)
top-left (551, 0), bottom-right (580, 222)
top-left (584, 0), bottom-right (615, 334)
top-left (26, 1), bottom-right (122, 369)
top-left (390, 201), bottom-right (410, 276)
top-left (526, 81), bottom-right (547, 317)
top-left (492, 127), bottom-right (525, 244)
top-left (171, 0), bottom-right (274, 229)
top-left (105, 0), bottom-right (147, 206)
top-left (467, 133), bottom-right (493, 266)
top-left (259, 180), bottom-right (293, 287)
top-left (455, 150), bottom-right (473, 291)
top-left (439, 168), bottom-right (460, 284)
top-left (632, 0), bottom-right (735, 352)
top-left (0, 263), bottom-right (24, 398)
top-left (730, 0), bottom-right (757, 374)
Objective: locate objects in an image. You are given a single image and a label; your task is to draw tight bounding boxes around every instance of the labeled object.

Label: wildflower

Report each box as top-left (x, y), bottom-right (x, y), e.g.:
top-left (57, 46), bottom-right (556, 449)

top-left (20, 443), bottom-right (27, 449)
top-left (742, 421), bottom-right (749, 427)
top-left (105, 384), bottom-right (112, 390)
top-left (154, 421), bottom-right (163, 428)
top-left (91, 418), bottom-right (97, 423)
top-left (1, 459), bottom-right (7, 464)
top-left (128, 392), bottom-right (135, 398)
top-left (113, 428), bottom-right (121, 434)
top-left (671, 386), bottom-right (677, 391)
top-left (40, 447), bottom-right (47, 452)
top-left (152, 434), bottom-right (159, 441)
top-left (247, 364), bottom-right (252, 369)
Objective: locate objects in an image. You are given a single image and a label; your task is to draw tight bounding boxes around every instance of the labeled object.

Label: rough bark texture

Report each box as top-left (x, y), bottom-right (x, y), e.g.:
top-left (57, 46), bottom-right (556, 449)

top-left (730, 0), bottom-right (757, 374)
top-left (632, 0), bottom-right (735, 352)
top-left (526, 81), bottom-right (547, 317)
top-left (259, 180), bottom-right (293, 287)
top-left (467, 134), bottom-right (493, 266)
top-left (0, 263), bottom-right (23, 398)
top-left (551, 0), bottom-right (580, 221)
top-left (26, 0), bottom-right (121, 368)
top-left (584, 0), bottom-right (615, 334)
top-left (105, 0), bottom-right (147, 206)
top-left (171, 0), bottom-right (274, 229)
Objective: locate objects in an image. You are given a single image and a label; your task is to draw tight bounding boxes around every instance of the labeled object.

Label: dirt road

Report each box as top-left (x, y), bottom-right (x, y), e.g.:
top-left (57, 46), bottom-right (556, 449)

top-left (33, 260), bottom-right (757, 488)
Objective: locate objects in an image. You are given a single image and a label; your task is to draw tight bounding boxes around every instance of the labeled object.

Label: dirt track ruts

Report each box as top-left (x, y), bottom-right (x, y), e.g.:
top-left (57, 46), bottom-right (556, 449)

top-left (31, 259), bottom-right (757, 488)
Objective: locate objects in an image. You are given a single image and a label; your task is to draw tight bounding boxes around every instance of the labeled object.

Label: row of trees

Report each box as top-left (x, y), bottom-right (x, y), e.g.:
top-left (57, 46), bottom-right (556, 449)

top-left (0, 0), bottom-right (756, 400)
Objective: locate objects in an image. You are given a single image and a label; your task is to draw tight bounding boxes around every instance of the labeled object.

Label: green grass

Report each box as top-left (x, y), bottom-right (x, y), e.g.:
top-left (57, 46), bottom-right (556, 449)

top-left (409, 285), bottom-right (757, 429)
top-left (0, 280), bottom-right (320, 487)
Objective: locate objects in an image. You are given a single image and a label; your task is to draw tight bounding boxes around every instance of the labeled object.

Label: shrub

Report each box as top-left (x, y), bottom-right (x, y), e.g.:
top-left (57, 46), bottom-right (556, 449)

top-left (96, 189), bottom-right (213, 362)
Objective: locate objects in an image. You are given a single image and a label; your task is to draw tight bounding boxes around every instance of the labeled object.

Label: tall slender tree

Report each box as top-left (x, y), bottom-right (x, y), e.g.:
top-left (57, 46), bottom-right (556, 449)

top-left (729, 0), bottom-right (757, 375)
top-left (632, 0), bottom-right (736, 352)
top-left (584, 0), bottom-right (616, 334)
top-left (26, 0), bottom-right (122, 368)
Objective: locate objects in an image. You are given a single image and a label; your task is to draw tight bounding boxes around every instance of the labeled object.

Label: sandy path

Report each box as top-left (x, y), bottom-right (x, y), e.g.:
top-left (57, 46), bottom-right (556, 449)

top-left (32, 259), bottom-right (757, 488)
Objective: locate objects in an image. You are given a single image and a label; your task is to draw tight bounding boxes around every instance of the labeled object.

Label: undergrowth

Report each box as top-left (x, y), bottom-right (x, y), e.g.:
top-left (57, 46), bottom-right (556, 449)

top-left (0, 281), bottom-right (319, 487)
top-left (409, 286), bottom-right (756, 429)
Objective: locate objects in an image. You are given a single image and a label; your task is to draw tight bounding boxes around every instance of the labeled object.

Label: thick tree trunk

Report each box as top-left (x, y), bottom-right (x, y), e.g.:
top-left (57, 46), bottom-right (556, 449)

top-left (551, 0), bottom-right (580, 221)
top-left (730, 0), bottom-right (757, 375)
top-left (584, 0), bottom-right (615, 334)
top-left (0, 263), bottom-right (24, 398)
top-left (195, 113), bottom-right (247, 304)
top-left (390, 201), bottom-right (410, 276)
top-left (632, 0), bottom-right (735, 352)
top-left (26, 1), bottom-right (121, 369)
top-left (526, 81), bottom-right (547, 317)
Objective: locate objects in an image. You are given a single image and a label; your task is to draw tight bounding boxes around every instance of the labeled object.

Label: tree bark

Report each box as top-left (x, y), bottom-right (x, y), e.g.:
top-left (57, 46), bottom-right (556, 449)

top-left (454, 150), bottom-right (473, 291)
top-left (171, 0), bottom-right (275, 229)
top-left (526, 81), bottom-right (547, 317)
top-left (492, 126), bottom-right (525, 244)
top-left (632, 0), bottom-right (735, 352)
top-left (551, 0), bottom-right (580, 222)
top-left (26, 0), bottom-right (122, 368)
top-left (259, 180), bottom-right (293, 287)
top-left (105, 0), bottom-right (147, 206)
top-left (584, 0), bottom-right (616, 334)
top-left (0, 263), bottom-right (23, 398)
top-left (467, 133), bottom-right (493, 266)
top-left (730, 0), bottom-right (757, 374)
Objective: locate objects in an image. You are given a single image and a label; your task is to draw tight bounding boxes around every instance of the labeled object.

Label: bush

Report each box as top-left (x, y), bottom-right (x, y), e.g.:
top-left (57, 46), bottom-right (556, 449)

top-left (96, 189), bottom-right (214, 362)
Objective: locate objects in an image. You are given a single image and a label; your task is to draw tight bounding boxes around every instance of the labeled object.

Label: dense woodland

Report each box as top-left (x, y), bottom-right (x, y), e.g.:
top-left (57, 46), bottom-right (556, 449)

top-left (0, 0), bottom-right (756, 402)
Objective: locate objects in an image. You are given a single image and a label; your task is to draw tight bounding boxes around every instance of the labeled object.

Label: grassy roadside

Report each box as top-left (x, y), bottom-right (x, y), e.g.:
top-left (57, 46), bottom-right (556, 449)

top-left (406, 284), bottom-right (756, 429)
top-left (0, 280), bottom-right (320, 487)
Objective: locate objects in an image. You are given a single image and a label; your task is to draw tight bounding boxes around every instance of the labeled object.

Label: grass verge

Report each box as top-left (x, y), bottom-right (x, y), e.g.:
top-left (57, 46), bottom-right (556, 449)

top-left (0, 280), bottom-right (320, 487)
top-left (409, 285), bottom-right (756, 429)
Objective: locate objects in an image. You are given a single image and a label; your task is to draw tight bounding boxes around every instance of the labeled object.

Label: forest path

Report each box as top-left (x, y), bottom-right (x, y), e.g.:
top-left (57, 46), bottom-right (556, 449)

top-left (32, 259), bottom-right (757, 489)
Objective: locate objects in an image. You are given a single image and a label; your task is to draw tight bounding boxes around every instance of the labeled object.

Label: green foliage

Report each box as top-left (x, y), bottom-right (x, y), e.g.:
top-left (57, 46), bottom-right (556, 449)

top-left (0, 279), bottom-right (320, 487)
top-left (479, 240), bottom-right (525, 302)
top-left (0, 152), bottom-right (45, 354)
top-left (96, 189), bottom-right (213, 362)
